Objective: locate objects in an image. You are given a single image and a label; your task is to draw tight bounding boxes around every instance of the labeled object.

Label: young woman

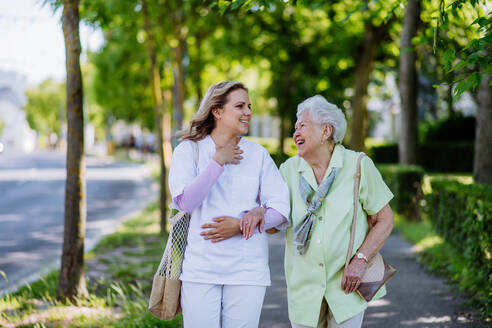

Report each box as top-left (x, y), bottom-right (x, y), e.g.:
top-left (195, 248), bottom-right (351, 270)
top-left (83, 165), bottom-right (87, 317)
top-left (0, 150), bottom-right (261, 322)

top-left (169, 81), bottom-right (290, 328)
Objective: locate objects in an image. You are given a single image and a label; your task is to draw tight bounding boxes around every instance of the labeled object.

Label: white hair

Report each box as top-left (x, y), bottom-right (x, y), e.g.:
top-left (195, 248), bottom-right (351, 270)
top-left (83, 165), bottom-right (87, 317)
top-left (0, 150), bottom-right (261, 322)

top-left (296, 95), bottom-right (347, 144)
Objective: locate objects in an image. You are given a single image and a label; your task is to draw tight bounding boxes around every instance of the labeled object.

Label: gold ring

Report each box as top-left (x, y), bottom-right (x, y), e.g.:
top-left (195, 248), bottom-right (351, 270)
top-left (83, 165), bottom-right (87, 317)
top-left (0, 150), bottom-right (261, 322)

top-left (351, 281), bottom-right (357, 285)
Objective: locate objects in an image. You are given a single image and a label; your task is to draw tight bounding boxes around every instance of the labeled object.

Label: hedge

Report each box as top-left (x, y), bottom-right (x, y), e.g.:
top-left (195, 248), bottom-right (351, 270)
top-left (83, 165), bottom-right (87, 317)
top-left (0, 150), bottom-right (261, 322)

top-left (370, 143), bottom-right (398, 164)
top-left (420, 142), bottom-right (474, 172)
top-left (425, 180), bottom-right (492, 317)
top-left (377, 164), bottom-right (425, 220)
top-left (369, 142), bottom-right (474, 173)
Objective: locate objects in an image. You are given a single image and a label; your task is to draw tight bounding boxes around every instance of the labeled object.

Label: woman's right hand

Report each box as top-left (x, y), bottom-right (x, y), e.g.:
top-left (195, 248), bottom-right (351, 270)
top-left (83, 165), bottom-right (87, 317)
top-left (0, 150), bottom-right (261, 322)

top-left (201, 216), bottom-right (241, 243)
top-left (240, 207), bottom-right (266, 239)
top-left (213, 143), bottom-right (243, 166)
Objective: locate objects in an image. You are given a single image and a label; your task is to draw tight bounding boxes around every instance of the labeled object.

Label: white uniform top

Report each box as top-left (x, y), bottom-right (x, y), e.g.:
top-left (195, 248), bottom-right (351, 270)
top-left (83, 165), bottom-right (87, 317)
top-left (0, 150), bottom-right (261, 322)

top-left (169, 135), bottom-right (290, 286)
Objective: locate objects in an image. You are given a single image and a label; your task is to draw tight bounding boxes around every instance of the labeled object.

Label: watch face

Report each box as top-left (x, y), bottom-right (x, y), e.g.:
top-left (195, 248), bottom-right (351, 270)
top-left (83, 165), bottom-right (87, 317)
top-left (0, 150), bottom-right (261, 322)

top-left (357, 253), bottom-right (363, 258)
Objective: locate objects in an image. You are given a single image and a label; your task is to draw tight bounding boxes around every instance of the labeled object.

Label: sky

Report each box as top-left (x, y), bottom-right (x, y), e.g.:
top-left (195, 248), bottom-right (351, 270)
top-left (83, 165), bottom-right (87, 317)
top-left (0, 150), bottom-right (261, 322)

top-left (0, 0), bottom-right (103, 86)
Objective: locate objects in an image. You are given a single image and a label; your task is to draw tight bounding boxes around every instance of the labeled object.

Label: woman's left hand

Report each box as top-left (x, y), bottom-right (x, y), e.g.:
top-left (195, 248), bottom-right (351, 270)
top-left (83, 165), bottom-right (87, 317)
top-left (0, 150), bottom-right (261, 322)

top-left (240, 207), bottom-right (266, 240)
top-left (201, 216), bottom-right (240, 243)
top-left (341, 258), bottom-right (367, 294)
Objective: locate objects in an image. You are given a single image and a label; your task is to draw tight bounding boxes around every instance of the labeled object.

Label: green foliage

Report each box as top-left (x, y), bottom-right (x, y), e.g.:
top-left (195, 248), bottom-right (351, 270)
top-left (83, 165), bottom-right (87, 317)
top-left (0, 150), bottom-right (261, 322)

top-left (428, 0), bottom-right (491, 97)
top-left (377, 164), bottom-right (425, 220)
top-left (420, 142), bottom-right (474, 172)
top-left (0, 118), bottom-right (4, 136)
top-left (368, 143), bottom-right (398, 163)
top-left (23, 79), bottom-right (65, 138)
top-left (425, 180), bottom-right (492, 318)
top-left (421, 114), bottom-right (475, 143)
top-left (369, 140), bottom-right (474, 173)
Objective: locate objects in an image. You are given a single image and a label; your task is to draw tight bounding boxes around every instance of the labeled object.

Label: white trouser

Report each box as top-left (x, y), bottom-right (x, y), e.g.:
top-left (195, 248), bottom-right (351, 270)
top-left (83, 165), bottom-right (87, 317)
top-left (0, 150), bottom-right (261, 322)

top-left (181, 281), bottom-right (266, 328)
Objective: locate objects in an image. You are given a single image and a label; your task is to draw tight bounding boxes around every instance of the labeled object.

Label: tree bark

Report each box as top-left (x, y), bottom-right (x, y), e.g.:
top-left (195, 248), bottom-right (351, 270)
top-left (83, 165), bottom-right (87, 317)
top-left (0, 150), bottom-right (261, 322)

top-left (398, 0), bottom-right (421, 165)
top-left (474, 41), bottom-right (492, 184)
top-left (142, 0), bottom-right (172, 233)
top-left (194, 35), bottom-right (203, 105)
top-left (350, 22), bottom-right (388, 152)
top-left (172, 37), bottom-right (186, 146)
top-left (58, 0), bottom-right (88, 301)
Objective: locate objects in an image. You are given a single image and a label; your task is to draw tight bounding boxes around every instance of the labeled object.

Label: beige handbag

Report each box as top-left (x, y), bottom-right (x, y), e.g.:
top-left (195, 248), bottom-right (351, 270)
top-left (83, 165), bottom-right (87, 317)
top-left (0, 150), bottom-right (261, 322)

top-left (148, 141), bottom-right (198, 320)
top-left (344, 153), bottom-right (396, 302)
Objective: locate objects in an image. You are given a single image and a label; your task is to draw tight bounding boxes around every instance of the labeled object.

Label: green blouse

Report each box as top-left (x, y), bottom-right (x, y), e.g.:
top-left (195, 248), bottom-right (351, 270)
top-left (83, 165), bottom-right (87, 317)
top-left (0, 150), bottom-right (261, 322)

top-left (279, 145), bottom-right (393, 326)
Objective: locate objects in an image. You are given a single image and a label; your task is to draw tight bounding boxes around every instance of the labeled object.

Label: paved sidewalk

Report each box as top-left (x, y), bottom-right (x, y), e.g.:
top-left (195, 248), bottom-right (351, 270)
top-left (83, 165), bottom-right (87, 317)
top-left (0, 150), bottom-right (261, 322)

top-left (260, 231), bottom-right (487, 328)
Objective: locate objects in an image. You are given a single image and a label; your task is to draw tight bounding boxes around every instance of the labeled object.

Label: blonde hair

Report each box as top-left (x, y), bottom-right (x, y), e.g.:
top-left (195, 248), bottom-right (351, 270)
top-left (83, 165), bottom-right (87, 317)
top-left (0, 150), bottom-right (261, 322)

top-left (178, 81), bottom-right (248, 141)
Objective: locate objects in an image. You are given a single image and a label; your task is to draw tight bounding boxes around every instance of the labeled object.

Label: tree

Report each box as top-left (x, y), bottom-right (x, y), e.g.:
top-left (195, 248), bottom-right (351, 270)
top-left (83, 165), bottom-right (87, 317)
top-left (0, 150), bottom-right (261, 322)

top-left (141, 0), bottom-right (173, 233)
top-left (399, 0), bottom-right (421, 165)
top-left (58, 0), bottom-right (88, 300)
top-left (349, 13), bottom-right (397, 152)
top-left (427, 1), bottom-right (491, 182)
top-left (24, 79), bottom-right (65, 146)
top-left (474, 37), bottom-right (492, 184)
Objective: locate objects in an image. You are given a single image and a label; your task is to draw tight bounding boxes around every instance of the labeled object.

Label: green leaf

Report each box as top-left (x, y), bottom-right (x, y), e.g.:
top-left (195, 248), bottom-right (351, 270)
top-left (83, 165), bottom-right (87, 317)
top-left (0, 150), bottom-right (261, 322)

top-left (444, 49), bottom-right (455, 72)
top-left (432, 84), bottom-right (441, 89)
top-left (477, 57), bottom-right (489, 70)
top-left (454, 72), bottom-right (481, 98)
top-left (467, 50), bottom-right (484, 64)
top-left (231, 0), bottom-right (245, 10)
top-left (450, 60), bottom-right (467, 73)
top-left (475, 17), bottom-right (489, 27)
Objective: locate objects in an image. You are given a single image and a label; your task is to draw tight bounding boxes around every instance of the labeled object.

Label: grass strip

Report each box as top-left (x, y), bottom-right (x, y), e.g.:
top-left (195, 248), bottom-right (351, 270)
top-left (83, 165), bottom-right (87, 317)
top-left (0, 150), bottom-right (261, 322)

top-left (0, 202), bottom-right (182, 328)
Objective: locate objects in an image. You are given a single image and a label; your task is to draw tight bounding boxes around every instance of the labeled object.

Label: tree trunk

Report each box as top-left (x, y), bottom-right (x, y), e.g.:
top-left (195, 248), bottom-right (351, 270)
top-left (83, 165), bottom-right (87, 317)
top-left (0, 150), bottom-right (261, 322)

top-left (58, 0), bottom-right (88, 301)
top-left (172, 37), bottom-right (186, 147)
top-left (194, 35), bottom-right (203, 105)
top-left (398, 0), bottom-right (421, 165)
top-left (277, 73), bottom-right (293, 154)
top-left (446, 75), bottom-right (455, 118)
top-left (474, 42), bottom-right (492, 184)
top-left (142, 0), bottom-right (172, 233)
top-left (350, 23), bottom-right (381, 152)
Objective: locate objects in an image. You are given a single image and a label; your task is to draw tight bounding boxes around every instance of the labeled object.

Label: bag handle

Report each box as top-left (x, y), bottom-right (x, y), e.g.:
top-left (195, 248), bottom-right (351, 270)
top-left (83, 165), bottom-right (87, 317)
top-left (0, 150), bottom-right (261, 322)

top-left (344, 153), bottom-right (365, 270)
top-left (190, 141), bottom-right (199, 168)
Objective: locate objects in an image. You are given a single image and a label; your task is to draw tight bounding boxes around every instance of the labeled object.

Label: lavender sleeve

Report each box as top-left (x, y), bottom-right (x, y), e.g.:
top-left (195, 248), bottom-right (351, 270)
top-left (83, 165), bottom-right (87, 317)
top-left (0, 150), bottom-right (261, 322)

top-left (264, 207), bottom-right (289, 230)
top-left (174, 160), bottom-right (224, 212)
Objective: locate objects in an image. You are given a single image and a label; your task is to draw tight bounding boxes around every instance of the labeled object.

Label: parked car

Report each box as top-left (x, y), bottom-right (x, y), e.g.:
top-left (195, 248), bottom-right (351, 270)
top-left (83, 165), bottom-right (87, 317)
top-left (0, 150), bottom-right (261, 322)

top-left (0, 141), bottom-right (4, 154)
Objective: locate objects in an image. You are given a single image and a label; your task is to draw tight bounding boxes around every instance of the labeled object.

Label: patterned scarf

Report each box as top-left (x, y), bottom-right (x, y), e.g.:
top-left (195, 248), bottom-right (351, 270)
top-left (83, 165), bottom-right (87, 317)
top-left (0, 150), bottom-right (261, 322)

top-left (293, 166), bottom-right (339, 255)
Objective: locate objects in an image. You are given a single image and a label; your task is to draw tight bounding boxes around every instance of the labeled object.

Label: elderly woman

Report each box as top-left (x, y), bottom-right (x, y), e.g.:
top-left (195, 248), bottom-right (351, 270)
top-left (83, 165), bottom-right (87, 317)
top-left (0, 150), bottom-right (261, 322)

top-left (269, 95), bottom-right (394, 328)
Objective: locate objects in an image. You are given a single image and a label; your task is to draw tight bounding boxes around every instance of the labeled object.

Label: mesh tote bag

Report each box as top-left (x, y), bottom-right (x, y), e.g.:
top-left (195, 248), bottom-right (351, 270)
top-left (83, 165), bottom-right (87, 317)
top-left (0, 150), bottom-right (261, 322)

top-left (148, 141), bottom-right (198, 320)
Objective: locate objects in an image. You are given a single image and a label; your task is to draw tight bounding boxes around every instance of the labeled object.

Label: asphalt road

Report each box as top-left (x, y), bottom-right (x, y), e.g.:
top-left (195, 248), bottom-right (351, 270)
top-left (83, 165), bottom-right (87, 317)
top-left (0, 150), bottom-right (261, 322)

top-left (0, 150), bottom-right (155, 294)
top-left (260, 232), bottom-right (487, 328)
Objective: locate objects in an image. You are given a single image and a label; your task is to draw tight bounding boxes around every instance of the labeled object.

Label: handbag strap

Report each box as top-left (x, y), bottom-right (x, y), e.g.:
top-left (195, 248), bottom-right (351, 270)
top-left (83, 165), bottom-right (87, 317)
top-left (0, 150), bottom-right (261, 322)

top-left (344, 153), bottom-right (365, 270)
top-left (190, 141), bottom-right (199, 169)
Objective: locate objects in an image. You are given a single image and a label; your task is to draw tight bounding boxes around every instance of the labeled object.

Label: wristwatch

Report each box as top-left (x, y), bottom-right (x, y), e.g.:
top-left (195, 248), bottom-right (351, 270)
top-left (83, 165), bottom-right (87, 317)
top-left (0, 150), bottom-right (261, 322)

top-left (355, 252), bottom-right (368, 263)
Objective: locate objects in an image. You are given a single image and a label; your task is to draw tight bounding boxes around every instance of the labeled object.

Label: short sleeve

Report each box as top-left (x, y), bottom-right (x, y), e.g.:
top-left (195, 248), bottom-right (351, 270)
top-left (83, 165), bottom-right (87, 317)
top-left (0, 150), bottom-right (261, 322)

top-left (358, 156), bottom-right (393, 215)
top-left (168, 140), bottom-right (197, 200)
top-left (258, 148), bottom-right (290, 219)
top-left (279, 161), bottom-right (293, 225)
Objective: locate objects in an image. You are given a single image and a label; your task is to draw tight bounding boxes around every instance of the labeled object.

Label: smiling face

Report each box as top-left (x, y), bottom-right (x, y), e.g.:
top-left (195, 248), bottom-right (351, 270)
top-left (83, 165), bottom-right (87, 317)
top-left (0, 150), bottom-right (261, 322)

top-left (213, 88), bottom-right (252, 135)
top-left (293, 111), bottom-right (331, 159)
